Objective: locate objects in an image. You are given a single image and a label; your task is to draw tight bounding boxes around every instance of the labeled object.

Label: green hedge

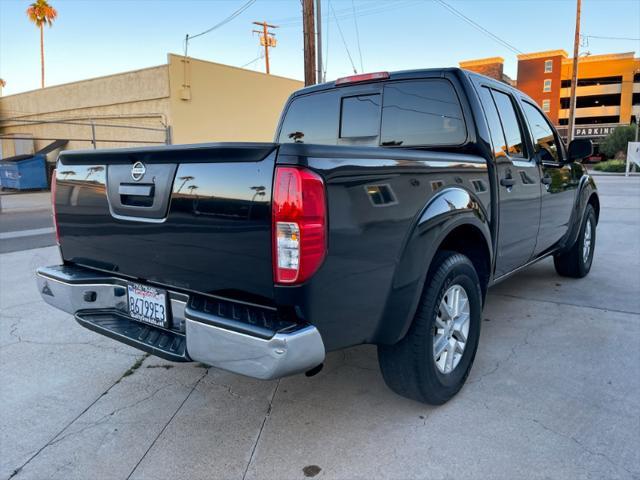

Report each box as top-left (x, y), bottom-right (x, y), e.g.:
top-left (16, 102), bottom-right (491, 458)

top-left (592, 159), bottom-right (627, 173)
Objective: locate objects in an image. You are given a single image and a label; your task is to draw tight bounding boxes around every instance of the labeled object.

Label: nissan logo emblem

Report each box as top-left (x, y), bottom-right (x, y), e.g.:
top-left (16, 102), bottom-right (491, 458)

top-left (131, 161), bottom-right (146, 182)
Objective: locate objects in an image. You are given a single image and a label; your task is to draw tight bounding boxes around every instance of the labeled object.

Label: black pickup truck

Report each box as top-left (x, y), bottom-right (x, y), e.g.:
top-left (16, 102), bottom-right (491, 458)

top-left (37, 69), bottom-right (598, 404)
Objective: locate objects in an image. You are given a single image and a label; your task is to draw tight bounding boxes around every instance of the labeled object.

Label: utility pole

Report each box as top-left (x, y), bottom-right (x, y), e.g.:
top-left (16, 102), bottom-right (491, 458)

top-left (567, 0), bottom-right (582, 144)
top-left (302, 0), bottom-right (316, 86)
top-left (316, 0), bottom-right (323, 83)
top-left (252, 21), bottom-right (278, 74)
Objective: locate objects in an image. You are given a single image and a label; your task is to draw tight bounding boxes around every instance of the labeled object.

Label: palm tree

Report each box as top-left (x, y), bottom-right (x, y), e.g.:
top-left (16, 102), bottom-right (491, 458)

top-left (84, 166), bottom-right (104, 180)
top-left (26, 0), bottom-right (58, 88)
top-left (176, 176), bottom-right (195, 194)
top-left (59, 170), bottom-right (76, 180)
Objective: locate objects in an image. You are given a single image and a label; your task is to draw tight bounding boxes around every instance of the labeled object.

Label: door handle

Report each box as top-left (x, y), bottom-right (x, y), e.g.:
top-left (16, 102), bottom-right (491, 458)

top-left (541, 175), bottom-right (552, 185)
top-left (500, 177), bottom-right (516, 187)
top-left (119, 184), bottom-right (154, 196)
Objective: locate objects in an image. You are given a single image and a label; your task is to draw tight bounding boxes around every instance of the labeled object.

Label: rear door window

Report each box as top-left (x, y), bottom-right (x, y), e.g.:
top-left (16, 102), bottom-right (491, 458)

top-left (491, 90), bottom-right (527, 159)
top-left (478, 86), bottom-right (508, 159)
top-left (522, 101), bottom-right (562, 163)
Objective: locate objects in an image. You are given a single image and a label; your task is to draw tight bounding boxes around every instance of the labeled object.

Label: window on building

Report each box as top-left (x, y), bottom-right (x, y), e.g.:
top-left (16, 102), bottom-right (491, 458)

top-left (380, 79), bottom-right (466, 147)
top-left (544, 60), bottom-right (553, 73)
top-left (543, 79), bottom-right (552, 92)
top-left (340, 95), bottom-right (381, 139)
top-left (542, 99), bottom-right (551, 112)
top-left (491, 90), bottom-right (527, 159)
top-left (522, 101), bottom-right (561, 163)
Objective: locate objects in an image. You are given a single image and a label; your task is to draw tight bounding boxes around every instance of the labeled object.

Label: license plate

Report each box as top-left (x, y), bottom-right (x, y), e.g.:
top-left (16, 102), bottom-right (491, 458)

top-left (127, 283), bottom-right (168, 327)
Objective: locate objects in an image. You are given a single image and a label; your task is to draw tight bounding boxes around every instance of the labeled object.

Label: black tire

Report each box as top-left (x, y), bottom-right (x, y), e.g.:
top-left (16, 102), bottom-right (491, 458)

top-left (553, 204), bottom-right (596, 278)
top-left (378, 251), bottom-right (482, 405)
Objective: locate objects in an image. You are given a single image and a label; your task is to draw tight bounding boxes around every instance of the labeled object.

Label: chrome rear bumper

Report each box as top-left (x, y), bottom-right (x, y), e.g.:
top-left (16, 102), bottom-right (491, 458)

top-left (36, 265), bottom-right (325, 380)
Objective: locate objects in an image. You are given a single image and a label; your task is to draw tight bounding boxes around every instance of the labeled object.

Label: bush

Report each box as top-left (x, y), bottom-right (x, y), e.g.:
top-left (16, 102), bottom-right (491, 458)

top-left (592, 159), bottom-right (626, 172)
top-left (599, 124), bottom-right (637, 159)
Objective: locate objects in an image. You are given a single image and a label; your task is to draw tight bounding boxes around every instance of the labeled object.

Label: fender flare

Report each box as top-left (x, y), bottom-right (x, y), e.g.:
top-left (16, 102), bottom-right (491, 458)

top-left (374, 187), bottom-right (493, 345)
top-left (560, 174), bottom-right (599, 252)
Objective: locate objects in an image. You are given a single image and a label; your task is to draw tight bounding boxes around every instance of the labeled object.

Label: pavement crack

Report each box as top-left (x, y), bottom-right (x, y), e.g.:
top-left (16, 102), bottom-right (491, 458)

top-left (7, 353), bottom-right (148, 479)
top-left (491, 292), bottom-right (640, 317)
top-left (125, 368), bottom-right (209, 480)
top-left (208, 379), bottom-right (241, 398)
top-left (469, 315), bottom-right (560, 384)
top-left (48, 382), bottom-right (173, 448)
top-left (531, 418), bottom-right (636, 476)
top-left (242, 379), bottom-right (281, 480)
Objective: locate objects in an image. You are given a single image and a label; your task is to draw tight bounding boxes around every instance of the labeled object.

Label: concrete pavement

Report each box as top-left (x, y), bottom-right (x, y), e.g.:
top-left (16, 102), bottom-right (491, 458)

top-left (0, 176), bottom-right (638, 480)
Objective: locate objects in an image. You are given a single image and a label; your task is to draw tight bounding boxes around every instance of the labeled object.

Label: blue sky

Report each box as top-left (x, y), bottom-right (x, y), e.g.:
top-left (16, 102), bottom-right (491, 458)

top-left (1, 0), bottom-right (639, 96)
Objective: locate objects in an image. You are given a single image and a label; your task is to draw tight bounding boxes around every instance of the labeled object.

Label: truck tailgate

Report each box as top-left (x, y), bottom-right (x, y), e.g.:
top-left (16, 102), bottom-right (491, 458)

top-left (54, 143), bottom-right (277, 302)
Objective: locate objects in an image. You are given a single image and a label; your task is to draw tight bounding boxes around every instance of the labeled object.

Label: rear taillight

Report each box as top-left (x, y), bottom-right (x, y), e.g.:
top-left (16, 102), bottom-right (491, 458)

top-left (51, 169), bottom-right (60, 245)
top-left (272, 166), bottom-right (327, 284)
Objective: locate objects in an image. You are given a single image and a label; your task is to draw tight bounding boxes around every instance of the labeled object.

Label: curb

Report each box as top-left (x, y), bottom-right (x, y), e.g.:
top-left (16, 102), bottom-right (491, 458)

top-left (587, 171), bottom-right (640, 177)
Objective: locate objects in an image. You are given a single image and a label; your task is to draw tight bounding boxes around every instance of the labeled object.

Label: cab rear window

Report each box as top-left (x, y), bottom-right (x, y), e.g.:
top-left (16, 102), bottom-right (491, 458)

top-left (278, 78), bottom-right (466, 147)
top-left (380, 80), bottom-right (466, 146)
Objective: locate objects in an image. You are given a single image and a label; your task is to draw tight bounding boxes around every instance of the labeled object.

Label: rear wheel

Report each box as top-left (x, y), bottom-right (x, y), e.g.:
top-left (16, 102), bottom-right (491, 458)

top-left (378, 251), bottom-right (482, 405)
top-left (554, 204), bottom-right (596, 278)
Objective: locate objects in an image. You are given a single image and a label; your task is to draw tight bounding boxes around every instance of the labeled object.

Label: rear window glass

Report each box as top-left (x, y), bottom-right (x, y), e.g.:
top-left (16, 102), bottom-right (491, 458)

top-left (278, 78), bottom-right (466, 147)
top-left (381, 80), bottom-right (466, 147)
top-left (340, 95), bottom-right (381, 138)
top-left (278, 90), bottom-right (339, 144)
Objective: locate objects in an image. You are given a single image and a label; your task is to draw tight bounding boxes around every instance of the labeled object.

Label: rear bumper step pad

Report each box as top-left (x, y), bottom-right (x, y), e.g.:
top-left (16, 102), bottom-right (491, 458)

top-left (75, 311), bottom-right (189, 362)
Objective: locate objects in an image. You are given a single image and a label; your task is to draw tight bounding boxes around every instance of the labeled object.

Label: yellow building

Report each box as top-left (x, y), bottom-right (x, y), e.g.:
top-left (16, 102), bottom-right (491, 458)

top-left (0, 54), bottom-right (303, 160)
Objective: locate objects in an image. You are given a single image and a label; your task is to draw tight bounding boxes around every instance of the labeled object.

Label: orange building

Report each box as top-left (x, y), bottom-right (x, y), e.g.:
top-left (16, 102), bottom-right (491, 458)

top-left (516, 50), bottom-right (639, 127)
top-left (461, 50), bottom-right (640, 144)
top-left (458, 57), bottom-right (514, 85)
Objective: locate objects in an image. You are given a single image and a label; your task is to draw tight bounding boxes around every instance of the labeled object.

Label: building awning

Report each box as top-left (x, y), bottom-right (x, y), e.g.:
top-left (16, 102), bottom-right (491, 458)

top-left (1, 139), bottom-right (68, 162)
top-left (36, 139), bottom-right (68, 155)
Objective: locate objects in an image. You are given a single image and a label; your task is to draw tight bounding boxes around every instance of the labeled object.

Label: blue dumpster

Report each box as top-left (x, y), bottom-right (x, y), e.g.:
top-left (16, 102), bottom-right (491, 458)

top-left (0, 154), bottom-right (49, 190)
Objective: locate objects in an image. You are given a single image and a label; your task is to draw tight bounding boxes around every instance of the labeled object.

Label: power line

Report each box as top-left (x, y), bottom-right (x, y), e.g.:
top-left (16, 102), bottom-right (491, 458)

top-left (351, 0), bottom-right (364, 73)
top-left (583, 34), bottom-right (640, 41)
top-left (187, 0), bottom-right (256, 41)
top-left (277, 0), bottom-right (421, 28)
top-left (433, 0), bottom-right (523, 55)
top-left (240, 52), bottom-right (264, 68)
top-left (330, 1), bottom-right (358, 74)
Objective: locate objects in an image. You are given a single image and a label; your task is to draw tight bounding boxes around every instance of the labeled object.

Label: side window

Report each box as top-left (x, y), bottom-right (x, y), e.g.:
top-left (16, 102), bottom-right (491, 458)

top-left (522, 101), bottom-right (562, 163)
top-left (478, 86), bottom-right (507, 159)
top-left (380, 79), bottom-right (466, 147)
top-left (543, 79), bottom-right (552, 92)
top-left (544, 59), bottom-right (553, 73)
top-left (492, 90), bottom-right (527, 159)
top-left (278, 91), bottom-right (339, 144)
top-left (340, 94), bottom-right (381, 140)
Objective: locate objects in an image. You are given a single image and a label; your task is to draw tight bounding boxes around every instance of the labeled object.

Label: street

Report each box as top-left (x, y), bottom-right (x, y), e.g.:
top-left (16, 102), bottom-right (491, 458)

top-left (0, 175), bottom-right (639, 480)
top-left (0, 193), bottom-right (55, 254)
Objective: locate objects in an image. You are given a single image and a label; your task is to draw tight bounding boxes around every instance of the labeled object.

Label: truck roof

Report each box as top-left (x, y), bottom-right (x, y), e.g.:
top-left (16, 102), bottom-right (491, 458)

top-left (292, 67), bottom-right (526, 101)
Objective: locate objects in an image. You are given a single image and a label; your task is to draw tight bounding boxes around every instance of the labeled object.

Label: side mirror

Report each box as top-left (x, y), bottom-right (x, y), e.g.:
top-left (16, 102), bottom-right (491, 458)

top-left (567, 138), bottom-right (593, 162)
